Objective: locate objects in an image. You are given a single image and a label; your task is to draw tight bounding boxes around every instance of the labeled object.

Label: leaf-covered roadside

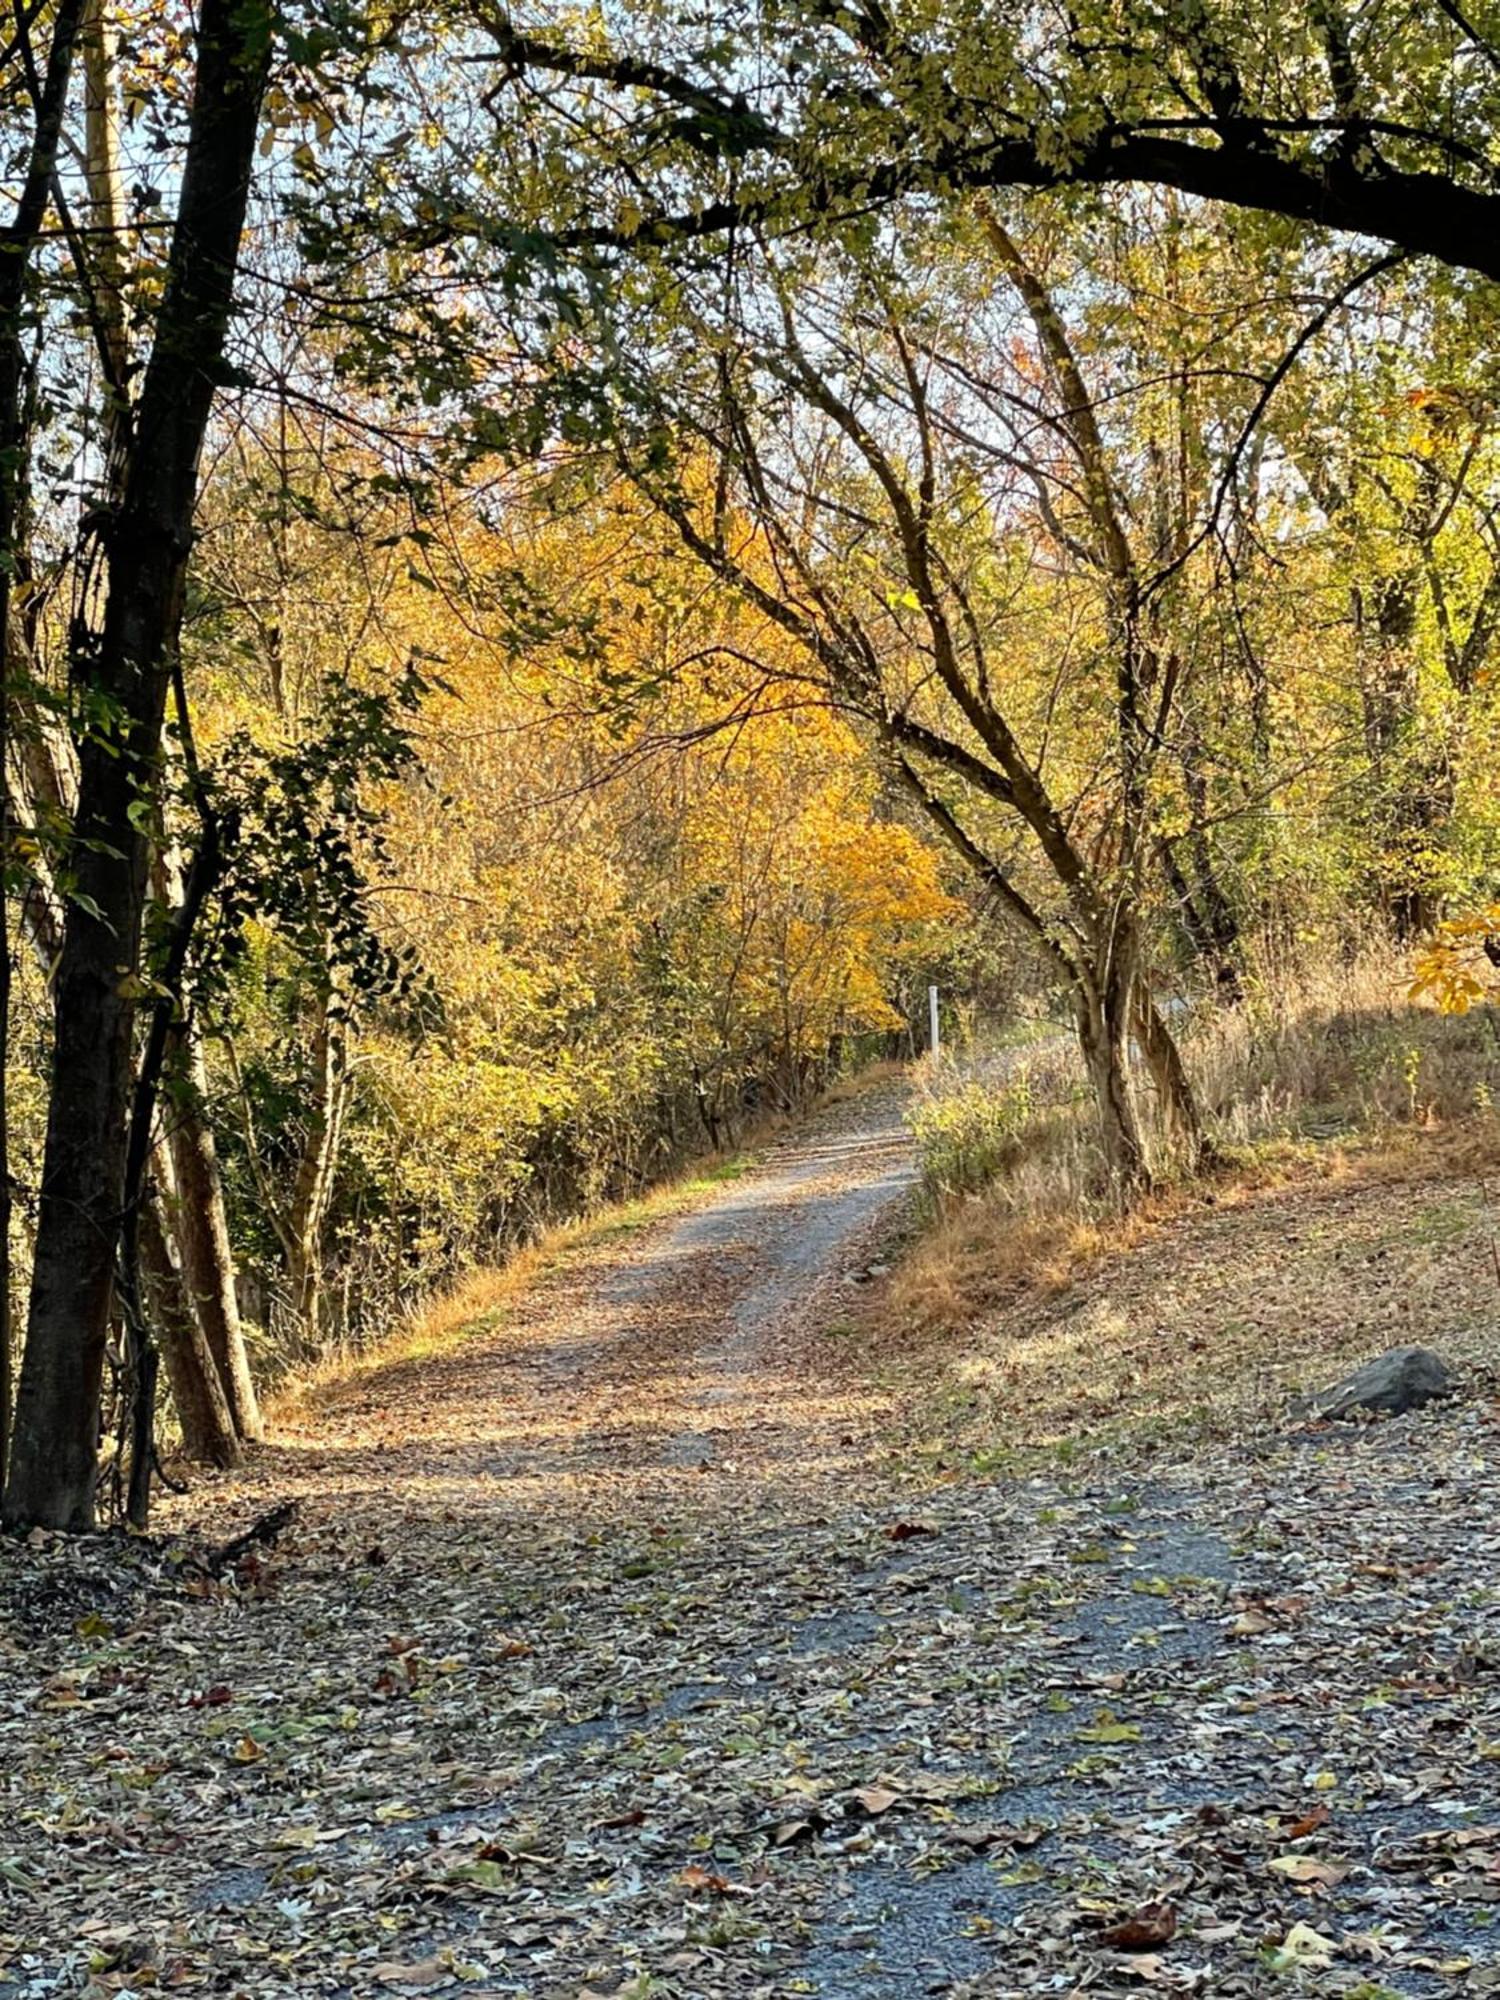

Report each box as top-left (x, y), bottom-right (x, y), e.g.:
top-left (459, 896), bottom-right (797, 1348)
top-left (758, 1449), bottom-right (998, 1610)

top-left (3, 1391), bottom-right (1497, 1999)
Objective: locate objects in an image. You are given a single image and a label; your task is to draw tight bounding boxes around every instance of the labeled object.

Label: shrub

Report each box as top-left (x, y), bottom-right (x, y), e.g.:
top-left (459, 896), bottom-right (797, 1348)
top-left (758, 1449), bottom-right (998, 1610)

top-left (910, 1071), bottom-right (1035, 1201)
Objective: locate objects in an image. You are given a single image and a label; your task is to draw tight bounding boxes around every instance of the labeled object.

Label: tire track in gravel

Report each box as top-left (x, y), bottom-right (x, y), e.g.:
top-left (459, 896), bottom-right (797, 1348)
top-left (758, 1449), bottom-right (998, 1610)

top-left (179, 1074), bottom-right (920, 1531)
top-left (482, 1072), bottom-right (919, 1488)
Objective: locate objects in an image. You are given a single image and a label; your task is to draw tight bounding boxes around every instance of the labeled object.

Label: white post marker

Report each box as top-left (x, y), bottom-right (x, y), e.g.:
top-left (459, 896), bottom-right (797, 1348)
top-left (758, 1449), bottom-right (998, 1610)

top-left (928, 984), bottom-right (940, 1059)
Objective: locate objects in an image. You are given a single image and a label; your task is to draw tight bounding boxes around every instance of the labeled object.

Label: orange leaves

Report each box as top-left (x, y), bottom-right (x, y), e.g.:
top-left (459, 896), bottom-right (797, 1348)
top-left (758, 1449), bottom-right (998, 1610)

top-left (1283, 1804), bottom-right (1330, 1842)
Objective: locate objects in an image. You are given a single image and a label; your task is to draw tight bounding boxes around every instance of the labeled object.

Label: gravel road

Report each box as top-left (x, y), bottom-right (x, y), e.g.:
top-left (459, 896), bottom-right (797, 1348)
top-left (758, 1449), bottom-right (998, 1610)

top-left (169, 1073), bottom-right (921, 1532)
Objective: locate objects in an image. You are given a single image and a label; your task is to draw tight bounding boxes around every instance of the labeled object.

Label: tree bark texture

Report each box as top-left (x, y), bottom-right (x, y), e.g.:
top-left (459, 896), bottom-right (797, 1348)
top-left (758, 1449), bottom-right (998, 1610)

top-left (5, 0), bottom-right (271, 1527)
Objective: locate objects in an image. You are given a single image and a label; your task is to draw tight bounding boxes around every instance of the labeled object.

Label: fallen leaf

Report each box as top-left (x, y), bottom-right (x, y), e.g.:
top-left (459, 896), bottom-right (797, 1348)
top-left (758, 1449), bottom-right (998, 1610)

top-left (904, 1772), bottom-right (972, 1801)
top-left (677, 1864), bottom-right (730, 1894)
top-left (1095, 1901), bottom-right (1178, 1950)
top-left (371, 1959), bottom-right (447, 1988)
top-left (1113, 1952), bottom-right (1169, 1983)
top-left (1230, 1609), bottom-right (1274, 1636)
top-left (1266, 1921), bottom-right (1338, 1971)
top-left (851, 1784), bottom-right (901, 1816)
top-left (1194, 1920), bottom-right (1243, 1944)
top-left (1076, 1716), bottom-right (1142, 1744)
top-left (449, 1859), bottom-right (508, 1892)
top-left (1269, 1854), bottom-right (1349, 1888)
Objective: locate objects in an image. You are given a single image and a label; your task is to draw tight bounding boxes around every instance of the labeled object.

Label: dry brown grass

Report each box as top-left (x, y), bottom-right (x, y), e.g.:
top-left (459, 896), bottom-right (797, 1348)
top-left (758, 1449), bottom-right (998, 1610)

top-left (1184, 946), bottom-right (1500, 1140)
top-left (888, 948), bottom-right (1500, 1345)
top-left (885, 1128), bottom-right (1286, 1344)
top-left (886, 1121), bottom-right (1500, 1473)
top-left (873, 947), bottom-right (1500, 1469)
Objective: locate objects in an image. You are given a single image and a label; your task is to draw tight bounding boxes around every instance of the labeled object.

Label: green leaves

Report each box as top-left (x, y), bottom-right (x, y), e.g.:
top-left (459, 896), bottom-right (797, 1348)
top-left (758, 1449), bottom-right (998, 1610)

top-left (186, 660), bottom-right (441, 1034)
top-left (1073, 1711), bottom-right (1142, 1745)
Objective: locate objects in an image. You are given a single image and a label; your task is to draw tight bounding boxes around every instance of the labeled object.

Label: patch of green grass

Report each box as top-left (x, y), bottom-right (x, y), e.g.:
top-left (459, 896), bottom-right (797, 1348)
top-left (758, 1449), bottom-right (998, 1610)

top-left (1403, 1195), bottom-right (1480, 1245)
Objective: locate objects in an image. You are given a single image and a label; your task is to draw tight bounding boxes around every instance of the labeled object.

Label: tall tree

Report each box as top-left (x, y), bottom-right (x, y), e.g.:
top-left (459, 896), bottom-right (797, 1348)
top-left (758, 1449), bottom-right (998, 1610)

top-left (4, 0), bottom-right (273, 1529)
top-left (568, 212), bottom-right (1247, 1184)
top-left (0, 0), bottom-right (90, 1494)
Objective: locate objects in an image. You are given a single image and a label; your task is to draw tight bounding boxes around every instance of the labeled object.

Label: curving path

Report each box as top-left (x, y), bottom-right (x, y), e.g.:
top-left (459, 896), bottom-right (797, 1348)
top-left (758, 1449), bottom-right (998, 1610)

top-left (180, 1075), bottom-right (919, 1531)
top-left (7, 1076), bottom-right (1497, 2000)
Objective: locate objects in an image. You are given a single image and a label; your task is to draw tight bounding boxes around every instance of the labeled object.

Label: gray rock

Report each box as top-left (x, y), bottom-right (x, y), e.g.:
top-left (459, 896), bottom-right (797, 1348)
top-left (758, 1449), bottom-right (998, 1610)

top-left (1302, 1345), bottom-right (1455, 1420)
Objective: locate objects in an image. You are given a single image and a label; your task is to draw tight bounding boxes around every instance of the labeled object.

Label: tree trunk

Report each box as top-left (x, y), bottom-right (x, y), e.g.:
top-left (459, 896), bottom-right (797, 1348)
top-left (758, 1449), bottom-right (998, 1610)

top-left (1135, 994), bottom-right (1210, 1172)
top-left (1180, 747), bottom-right (1243, 1002)
top-left (1356, 571), bottom-right (1448, 939)
top-left (283, 982), bottom-right (349, 1354)
top-left (4, 0), bottom-right (271, 1528)
top-left (140, 1177), bottom-right (239, 1468)
top-left (6, 719), bottom-right (255, 1465)
top-left (1074, 967), bottom-right (1151, 1196)
top-left (166, 1033), bottom-right (262, 1442)
top-left (1157, 836), bottom-right (1219, 976)
top-left (286, 1235), bottom-right (327, 1356)
top-left (80, 0), bottom-right (132, 491)
top-left (149, 805), bottom-right (261, 1443)
top-left (0, 911), bottom-right (10, 1495)
top-left (0, 0), bottom-right (88, 1512)
top-left (7, 720), bottom-right (152, 1524)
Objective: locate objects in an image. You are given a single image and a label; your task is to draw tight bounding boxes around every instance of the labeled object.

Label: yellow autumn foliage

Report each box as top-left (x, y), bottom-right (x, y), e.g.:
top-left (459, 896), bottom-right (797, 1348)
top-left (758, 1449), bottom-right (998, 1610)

top-left (1411, 903), bottom-right (1500, 1014)
top-left (195, 458), bottom-right (959, 1336)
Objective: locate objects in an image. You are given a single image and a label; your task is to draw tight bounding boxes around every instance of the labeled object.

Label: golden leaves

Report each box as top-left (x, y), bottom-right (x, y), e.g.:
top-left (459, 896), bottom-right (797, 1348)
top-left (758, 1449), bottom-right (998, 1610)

top-left (1411, 901), bottom-right (1500, 1014)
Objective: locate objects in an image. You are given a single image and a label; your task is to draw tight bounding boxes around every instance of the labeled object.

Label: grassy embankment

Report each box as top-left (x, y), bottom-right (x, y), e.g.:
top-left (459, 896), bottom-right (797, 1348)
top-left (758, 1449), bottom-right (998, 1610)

top-left (870, 952), bottom-right (1500, 1471)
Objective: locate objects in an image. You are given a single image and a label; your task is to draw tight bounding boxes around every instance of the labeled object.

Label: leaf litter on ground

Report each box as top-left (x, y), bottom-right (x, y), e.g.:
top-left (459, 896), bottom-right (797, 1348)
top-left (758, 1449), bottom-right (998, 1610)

top-left (2, 1085), bottom-right (1499, 1999)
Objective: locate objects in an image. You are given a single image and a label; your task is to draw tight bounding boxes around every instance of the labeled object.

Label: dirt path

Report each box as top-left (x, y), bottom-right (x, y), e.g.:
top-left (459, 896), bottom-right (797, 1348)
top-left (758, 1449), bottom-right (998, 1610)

top-left (188, 1076), bottom-right (917, 1535)
top-left (3, 1090), bottom-right (1500, 2000)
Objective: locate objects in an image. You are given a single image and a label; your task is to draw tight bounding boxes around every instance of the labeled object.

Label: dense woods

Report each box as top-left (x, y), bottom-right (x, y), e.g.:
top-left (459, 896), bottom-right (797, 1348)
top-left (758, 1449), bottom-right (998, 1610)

top-left (4, 0), bottom-right (1500, 1528)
